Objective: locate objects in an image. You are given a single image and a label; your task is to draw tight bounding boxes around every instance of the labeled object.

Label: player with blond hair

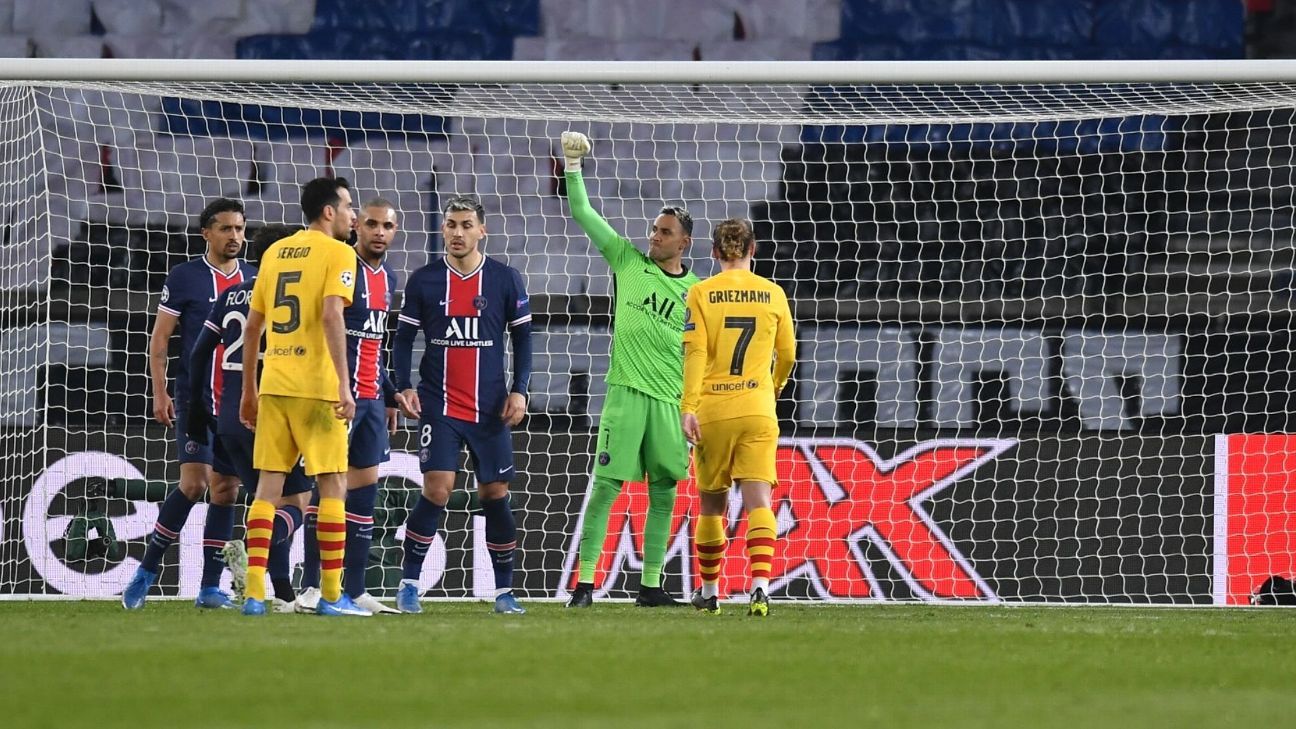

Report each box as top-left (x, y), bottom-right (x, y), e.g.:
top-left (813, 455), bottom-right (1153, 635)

top-left (681, 218), bottom-right (796, 616)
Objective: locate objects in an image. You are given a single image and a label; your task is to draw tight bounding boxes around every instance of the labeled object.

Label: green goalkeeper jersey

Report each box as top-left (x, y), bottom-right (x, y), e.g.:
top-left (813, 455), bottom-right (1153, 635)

top-left (566, 170), bottom-right (699, 405)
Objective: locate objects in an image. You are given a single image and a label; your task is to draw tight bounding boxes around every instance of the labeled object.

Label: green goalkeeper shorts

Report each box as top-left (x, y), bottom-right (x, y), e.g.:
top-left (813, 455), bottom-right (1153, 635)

top-left (593, 384), bottom-right (689, 483)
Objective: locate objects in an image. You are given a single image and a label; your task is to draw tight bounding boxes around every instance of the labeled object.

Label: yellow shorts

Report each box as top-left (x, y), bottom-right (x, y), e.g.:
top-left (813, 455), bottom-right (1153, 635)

top-left (253, 394), bottom-right (348, 476)
top-left (693, 415), bottom-right (779, 494)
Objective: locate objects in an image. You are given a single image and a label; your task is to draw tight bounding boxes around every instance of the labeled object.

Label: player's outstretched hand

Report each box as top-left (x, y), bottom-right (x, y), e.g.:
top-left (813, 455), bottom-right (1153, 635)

top-left (396, 389), bottom-right (420, 420)
top-left (185, 405), bottom-right (212, 445)
top-left (153, 392), bottom-right (175, 427)
top-left (560, 131), bottom-right (591, 172)
top-left (501, 392), bottom-right (527, 427)
top-left (681, 412), bottom-right (701, 445)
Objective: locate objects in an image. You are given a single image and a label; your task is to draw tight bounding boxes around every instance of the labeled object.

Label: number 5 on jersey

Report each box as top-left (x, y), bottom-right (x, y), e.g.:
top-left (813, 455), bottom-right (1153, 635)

top-left (273, 271), bottom-right (302, 334)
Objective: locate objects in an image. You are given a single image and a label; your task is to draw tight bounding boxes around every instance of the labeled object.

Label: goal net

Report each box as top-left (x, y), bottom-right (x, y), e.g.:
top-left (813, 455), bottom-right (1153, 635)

top-left (4, 60), bottom-right (1296, 605)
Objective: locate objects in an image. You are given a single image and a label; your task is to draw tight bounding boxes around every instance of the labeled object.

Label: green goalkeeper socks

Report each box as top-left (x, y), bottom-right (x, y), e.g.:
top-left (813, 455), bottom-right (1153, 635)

top-left (639, 478), bottom-right (678, 589)
top-left (577, 476), bottom-right (622, 583)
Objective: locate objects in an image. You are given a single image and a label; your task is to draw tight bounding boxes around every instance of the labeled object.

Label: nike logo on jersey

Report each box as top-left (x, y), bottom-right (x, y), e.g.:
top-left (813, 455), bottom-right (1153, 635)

top-left (498, 465), bottom-right (513, 474)
top-left (439, 299), bottom-right (449, 305)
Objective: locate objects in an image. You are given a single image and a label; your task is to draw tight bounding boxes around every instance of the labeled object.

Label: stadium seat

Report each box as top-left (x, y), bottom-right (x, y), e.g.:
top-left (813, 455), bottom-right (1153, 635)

top-left (0, 35), bottom-right (31, 56)
top-left (1002, 0), bottom-right (1092, 46)
top-left (106, 146), bottom-right (187, 227)
top-left (92, 0), bottom-right (162, 35)
top-left (696, 39), bottom-right (816, 61)
top-left (241, 138), bottom-right (324, 226)
top-left (310, 0), bottom-right (538, 36)
top-left (310, 0), bottom-right (422, 32)
top-left (32, 35), bottom-right (106, 58)
top-left (227, 0), bottom-right (315, 36)
top-left (13, 0), bottom-right (90, 35)
top-left (156, 135), bottom-right (254, 219)
top-left (157, 0), bottom-right (242, 35)
top-left (240, 28), bottom-right (514, 61)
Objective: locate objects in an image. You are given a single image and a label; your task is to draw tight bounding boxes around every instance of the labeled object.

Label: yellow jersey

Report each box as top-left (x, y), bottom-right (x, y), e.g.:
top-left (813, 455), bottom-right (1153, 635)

top-left (681, 268), bottom-right (795, 424)
top-left (250, 229), bottom-right (357, 401)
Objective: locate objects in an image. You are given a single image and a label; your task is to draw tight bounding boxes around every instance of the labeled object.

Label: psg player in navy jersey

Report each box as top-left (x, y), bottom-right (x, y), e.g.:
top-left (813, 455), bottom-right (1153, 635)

top-left (296, 199), bottom-right (407, 615)
top-left (123, 198), bottom-right (257, 610)
top-left (392, 195), bottom-right (533, 615)
top-left (186, 224), bottom-right (314, 613)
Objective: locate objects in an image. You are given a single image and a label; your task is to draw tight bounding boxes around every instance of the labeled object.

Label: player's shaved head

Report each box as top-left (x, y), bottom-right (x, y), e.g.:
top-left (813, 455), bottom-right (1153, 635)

top-left (356, 200), bottom-right (398, 265)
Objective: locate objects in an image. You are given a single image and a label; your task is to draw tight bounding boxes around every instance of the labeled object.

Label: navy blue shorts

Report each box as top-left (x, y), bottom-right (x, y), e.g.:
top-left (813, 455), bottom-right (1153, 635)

top-left (418, 412), bottom-right (514, 483)
top-left (219, 424), bottom-right (313, 497)
top-left (176, 402), bottom-right (235, 476)
top-left (175, 402), bottom-right (213, 465)
top-left (349, 398), bottom-right (391, 469)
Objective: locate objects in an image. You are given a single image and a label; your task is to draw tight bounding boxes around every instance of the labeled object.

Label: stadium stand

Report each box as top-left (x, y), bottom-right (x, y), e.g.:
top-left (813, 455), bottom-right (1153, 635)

top-left (5, 0), bottom-right (1271, 430)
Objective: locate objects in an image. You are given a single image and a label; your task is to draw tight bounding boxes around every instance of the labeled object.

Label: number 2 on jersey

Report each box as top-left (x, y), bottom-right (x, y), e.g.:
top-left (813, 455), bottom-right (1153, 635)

top-left (220, 309), bottom-right (247, 371)
top-left (273, 271), bottom-right (302, 334)
top-left (724, 316), bottom-right (756, 374)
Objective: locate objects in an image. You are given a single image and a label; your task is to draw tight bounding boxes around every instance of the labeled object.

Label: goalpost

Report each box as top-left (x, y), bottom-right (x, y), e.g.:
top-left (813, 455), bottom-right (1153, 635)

top-left (3, 58), bottom-right (1296, 605)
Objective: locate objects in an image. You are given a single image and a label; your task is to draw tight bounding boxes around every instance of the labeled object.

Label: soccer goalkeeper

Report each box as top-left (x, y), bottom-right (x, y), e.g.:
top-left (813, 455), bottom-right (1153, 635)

top-left (560, 131), bottom-right (699, 608)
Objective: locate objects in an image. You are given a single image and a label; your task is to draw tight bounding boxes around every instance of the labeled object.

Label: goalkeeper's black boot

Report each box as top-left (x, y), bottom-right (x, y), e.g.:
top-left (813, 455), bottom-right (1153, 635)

top-left (690, 588), bottom-right (721, 615)
top-left (566, 582), bottom-right (594, 608)
top-left (748, 587), bottom-right (769, 617)
top-left (635, 586), bottom-right (683, 607)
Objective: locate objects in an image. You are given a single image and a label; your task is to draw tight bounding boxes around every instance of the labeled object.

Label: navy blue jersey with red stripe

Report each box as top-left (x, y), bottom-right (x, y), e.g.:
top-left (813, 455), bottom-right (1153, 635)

top-left (394, 256), bottom-right (532, 424)
top-left (197, 280), bottom-right (256, 430)
top-left (344, 259), bottom-right (397, 401)
top-left (158, 257), bottom-right (255, 408)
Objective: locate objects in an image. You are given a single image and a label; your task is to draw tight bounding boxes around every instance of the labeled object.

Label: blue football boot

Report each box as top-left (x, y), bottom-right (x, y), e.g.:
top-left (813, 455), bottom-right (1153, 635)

top-left (194, 586), bottom-right (236, 610)
top-left (241, 598), bottom-right (266, 616)
top-left (121, 568), bottom-right (156, 610)
top-left (396, 581), bottom-right (422, 614)
top-left (493, 592), bottom-right (526, 615)
top-left (317, 594), bottom-right (373, 617)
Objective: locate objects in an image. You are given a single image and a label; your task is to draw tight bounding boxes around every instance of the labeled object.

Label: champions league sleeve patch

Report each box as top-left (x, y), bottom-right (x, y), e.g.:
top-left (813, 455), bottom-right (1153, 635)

top-left (160, 285), bottom-right (170, 304)
top-left (340, 270), bottom-right (355, 287)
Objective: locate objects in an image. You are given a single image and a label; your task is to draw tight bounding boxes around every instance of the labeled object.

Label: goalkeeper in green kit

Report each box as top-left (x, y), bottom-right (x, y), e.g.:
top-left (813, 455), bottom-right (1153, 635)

top-left (561, 131), bottom-right (700, 608)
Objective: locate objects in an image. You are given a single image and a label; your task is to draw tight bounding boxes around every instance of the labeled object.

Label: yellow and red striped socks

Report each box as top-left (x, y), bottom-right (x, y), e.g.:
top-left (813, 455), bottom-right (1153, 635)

top-left (745, 506), bottom-right (777, 593)
top-left (243, 499), bottom-right (275, 602)
top-left (695, 514), bottom-right (727, 599)
top-left (316, 497), bottom-right (346, 603)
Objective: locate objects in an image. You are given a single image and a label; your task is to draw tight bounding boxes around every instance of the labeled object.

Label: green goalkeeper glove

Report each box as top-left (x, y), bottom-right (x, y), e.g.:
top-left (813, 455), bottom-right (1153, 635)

top-left (561, 130), bottom-right (591, 172)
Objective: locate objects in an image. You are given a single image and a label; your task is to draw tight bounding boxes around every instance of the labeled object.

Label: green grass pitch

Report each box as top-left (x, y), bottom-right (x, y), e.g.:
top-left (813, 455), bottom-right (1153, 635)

top-left (1, 601), bottom-right (1293, 728)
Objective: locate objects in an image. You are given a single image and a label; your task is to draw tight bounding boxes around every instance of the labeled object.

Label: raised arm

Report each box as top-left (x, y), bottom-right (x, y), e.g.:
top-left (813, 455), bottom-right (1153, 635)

top-left (561, 131), bottom-right (636, 269)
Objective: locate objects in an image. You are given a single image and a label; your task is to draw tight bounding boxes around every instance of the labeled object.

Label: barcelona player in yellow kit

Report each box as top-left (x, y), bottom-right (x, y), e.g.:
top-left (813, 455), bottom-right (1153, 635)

top-left (238, 177), bottom-right (366, 617)
top-left (681, 218), bottom-right (796, 616)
